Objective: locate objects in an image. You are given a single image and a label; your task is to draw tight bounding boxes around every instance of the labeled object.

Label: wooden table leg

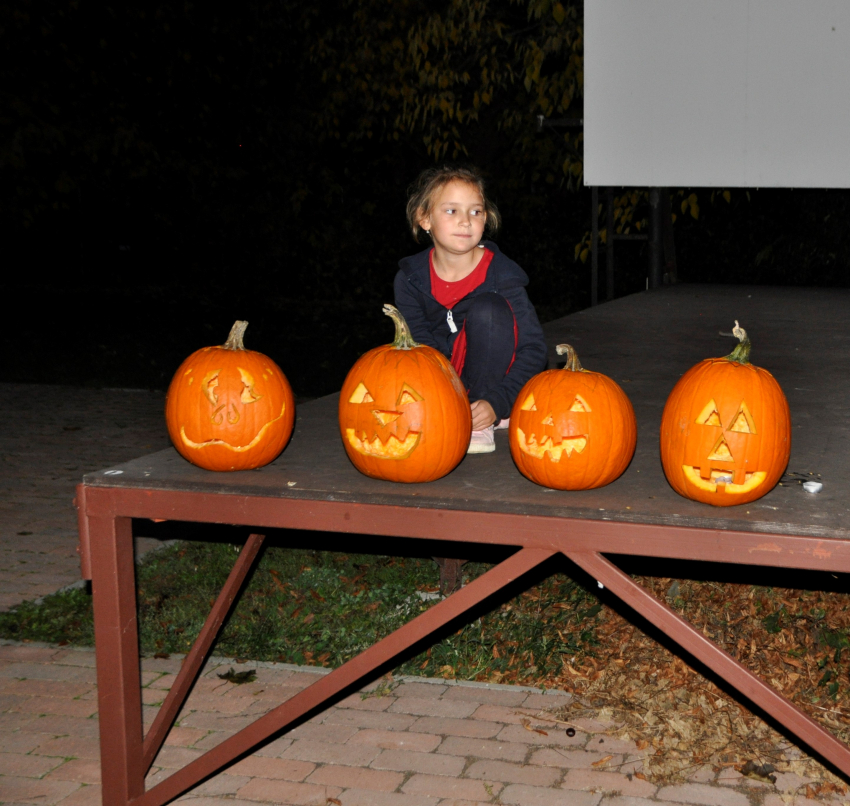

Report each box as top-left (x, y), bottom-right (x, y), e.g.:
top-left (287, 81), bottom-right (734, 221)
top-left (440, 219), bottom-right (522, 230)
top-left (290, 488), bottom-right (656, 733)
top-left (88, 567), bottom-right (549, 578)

top-left (434, 557), bottom-right (466, 595)
top-left (89, 513), bottom-right (145, 806)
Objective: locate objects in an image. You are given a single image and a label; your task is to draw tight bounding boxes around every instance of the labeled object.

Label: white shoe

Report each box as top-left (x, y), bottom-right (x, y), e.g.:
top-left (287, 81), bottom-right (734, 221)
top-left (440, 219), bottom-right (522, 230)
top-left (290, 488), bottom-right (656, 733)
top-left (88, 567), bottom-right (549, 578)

top-left (467, 425), bottom-right (495, 454)
top-left (494, 418), bottom-right (510, 431)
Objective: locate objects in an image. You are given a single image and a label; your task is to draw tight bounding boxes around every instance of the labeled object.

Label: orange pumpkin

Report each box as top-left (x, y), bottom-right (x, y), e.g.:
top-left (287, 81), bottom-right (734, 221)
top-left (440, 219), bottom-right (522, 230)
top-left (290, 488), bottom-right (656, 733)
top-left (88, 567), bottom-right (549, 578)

top-left (165, 321), bottom-right (295, 471)
top-left (339, 304), bottom-right (471, 483)
top-left (509, 344), bottom-right (637, 490)
top-left (660, 321), bottom-right (791, 506)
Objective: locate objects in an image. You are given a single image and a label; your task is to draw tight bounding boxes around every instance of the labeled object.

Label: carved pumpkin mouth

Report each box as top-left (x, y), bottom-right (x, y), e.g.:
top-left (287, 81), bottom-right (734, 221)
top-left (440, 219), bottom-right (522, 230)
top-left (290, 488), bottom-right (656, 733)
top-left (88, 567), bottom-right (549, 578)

top-left (516, 427), bottom-right (588, 461)
top-left (180, 403), bottom-right (288, 453)
top-left (345, 428), bottom-right (421, 460)
top-left (682, 466), bottom-right (767, 494)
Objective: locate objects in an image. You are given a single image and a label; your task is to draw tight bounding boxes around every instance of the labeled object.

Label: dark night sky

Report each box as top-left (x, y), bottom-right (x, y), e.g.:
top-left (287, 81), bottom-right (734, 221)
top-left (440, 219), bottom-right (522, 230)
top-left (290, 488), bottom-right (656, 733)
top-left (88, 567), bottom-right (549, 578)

top-left (4, 2), bottom-right (849, 396)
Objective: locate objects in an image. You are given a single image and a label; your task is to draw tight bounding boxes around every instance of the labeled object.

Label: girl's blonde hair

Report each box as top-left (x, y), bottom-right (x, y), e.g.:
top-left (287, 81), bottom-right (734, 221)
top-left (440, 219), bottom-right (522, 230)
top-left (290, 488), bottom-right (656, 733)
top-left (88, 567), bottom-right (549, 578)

top-left (406, 166), bottom-right (501, 243)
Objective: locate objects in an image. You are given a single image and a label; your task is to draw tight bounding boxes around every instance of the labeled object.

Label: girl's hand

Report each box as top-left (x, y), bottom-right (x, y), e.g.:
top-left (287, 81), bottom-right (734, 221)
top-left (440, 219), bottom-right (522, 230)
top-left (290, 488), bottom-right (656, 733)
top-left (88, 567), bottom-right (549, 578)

top-left (470, 399), bottom-right (497, 431)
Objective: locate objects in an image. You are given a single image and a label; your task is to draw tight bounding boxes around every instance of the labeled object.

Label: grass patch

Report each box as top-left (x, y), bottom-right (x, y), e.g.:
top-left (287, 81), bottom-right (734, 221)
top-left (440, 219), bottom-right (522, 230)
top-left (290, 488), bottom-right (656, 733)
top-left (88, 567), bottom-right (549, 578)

top-left (0, 539), bottom-right (601, 685)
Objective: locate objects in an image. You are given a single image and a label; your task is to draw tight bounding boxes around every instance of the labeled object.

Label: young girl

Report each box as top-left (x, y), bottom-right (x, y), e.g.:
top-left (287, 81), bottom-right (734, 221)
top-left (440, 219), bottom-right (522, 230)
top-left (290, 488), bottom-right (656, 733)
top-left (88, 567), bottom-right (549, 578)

top-left (394, 166), bottom-right (548, 454)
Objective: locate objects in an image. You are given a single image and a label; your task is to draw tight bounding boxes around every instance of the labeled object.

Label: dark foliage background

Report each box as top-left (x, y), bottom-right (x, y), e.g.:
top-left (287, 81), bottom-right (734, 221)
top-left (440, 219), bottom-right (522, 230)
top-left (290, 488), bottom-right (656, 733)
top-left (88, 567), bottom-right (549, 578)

top-left (3, 1), bottom-right (849, 397)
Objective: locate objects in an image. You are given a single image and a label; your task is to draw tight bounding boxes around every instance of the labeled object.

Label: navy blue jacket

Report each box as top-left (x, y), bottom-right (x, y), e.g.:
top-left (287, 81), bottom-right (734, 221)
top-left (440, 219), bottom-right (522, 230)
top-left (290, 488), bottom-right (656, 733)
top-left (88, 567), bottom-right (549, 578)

top-left (394, 241), bottom-right (548, 420)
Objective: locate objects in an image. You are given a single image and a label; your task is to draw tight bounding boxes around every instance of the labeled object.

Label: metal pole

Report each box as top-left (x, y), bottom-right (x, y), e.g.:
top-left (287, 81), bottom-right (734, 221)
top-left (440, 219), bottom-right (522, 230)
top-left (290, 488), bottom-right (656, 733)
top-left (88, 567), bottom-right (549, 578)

top-left (591, 186), bottom-right (599, 306)
top-left (649, 187), bottom-right (663, 288)
top-left (606, 188), bottom-right (615, 300)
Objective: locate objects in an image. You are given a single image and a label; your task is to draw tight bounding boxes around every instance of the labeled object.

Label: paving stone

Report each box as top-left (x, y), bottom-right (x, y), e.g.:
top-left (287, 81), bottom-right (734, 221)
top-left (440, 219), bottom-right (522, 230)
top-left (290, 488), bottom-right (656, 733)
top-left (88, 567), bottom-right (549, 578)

top-left (45, 757), bottom-right (102, 784)
top-left (163, 726), bottom-right (208, 747)
top-left (435, 735), bottom-right (529, 763)
top-left (12, 695), bottom-right (98, 719)
top-left (656, 782), bottom-right (752, 806)
top-left (409, 715), bottom-right (503, 739)
top-left (0, 731), bottom-right (42, 753)
top-left (321, 709), bottom-right (418, 732)
top-left (17, 714), bottom-right (100, 739)
top-left (496, 722), bottom-right (586, 747)
top-left (54, 783), bottom-right (103, 806)
top-left (401, 773), bottom-right (502, 802)
top-left (600, 797), bottom-right (686, 806)
top-left (337, 692), bottom-right (397, 711)
top-left (236, 778), bottom-right (343, 804)
top-left (281, 737), bottom-right (381, 767)
top-left (150, 745), bottom-right (205, 768)
top-left (370, 748), bottom-right (466, 777)
top-left (0, 751), bottom-right (66, 777)
top-left (500, 783), bottom-right (603, 806)
top-left (224, 756), bottom-right (315, 781)
top-left (34, 735), bottom-right (101, 759)
top-left (529, 747), bottom-right (623, 770)
top-left (0, 775), bottom-right (81, 805)
top-left (465, 758), bottom-right (562, 787)
top-left (440, 686), bottom-right (529, 706)
top-left (393, 682), bottom-right (449, 699)
top-left (348, 728), bottom-right (441, 753)
top-left (287, 721), bottom-right (360, 744)
top-left (338, 791), bottom-right (440, 806)
top-left (468, 703), bottom-right (542, 725)
top-left (388, 697), bottom-right (478, 719)
top-left (561, 768), bottom-right (658, 797)
top-left (6, 679), bottom-right (94, 699)
top-left (186, 774), bottom-right (249, 796)
top-left (306, 763), bottom-right (405, 791)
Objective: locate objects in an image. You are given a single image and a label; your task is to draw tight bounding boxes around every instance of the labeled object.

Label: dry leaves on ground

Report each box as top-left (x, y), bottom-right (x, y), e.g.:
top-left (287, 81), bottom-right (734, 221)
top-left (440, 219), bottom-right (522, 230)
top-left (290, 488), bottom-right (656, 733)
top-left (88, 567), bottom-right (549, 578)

top-left (544, 574), bottom-right (850, 798)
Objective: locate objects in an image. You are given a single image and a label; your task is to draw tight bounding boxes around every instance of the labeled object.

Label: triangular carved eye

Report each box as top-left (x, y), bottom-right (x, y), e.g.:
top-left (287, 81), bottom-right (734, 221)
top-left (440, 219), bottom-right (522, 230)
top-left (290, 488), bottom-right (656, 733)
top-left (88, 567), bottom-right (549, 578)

top-left (397, 383), bottom-right (423, 405)
top-left (520, 393), bottom-right (537, 411)
top-left (729, 402), bottom-right (756, 434)
top-left (569, 395), bottom-right (591, 412)
top-left (708, 435), bottom-right (734, 461)
top-left (349, 382), bottom-right (374, 404)
top-left (696, 399), bottom-right (722, 426)
top-left (541, 413), bottom-right (554, 426)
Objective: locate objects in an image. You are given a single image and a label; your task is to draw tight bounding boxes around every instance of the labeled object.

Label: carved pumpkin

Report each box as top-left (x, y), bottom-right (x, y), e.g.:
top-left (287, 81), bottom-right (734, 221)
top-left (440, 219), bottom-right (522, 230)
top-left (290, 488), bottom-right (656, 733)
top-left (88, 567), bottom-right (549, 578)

top-left (339, 304), bottom-right (471, 483)
top-left (660, 321), bottom-right (791, 506)
top-left (165, 321), bottom-right (295, 471)
top-left (509, 344), bottom-right (637, 490)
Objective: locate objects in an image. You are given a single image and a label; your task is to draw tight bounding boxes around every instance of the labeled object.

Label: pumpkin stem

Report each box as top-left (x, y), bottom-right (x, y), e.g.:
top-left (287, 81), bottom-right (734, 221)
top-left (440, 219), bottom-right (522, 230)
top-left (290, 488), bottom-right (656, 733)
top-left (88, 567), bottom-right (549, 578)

top-left (383, 304), bottom-right (421, 350)
top-left (555, 344), bottom-right (583, 372)
top-left (725, 320), bottom-right (752, 364)
top-left (223, 321), bottom-right (249, 351)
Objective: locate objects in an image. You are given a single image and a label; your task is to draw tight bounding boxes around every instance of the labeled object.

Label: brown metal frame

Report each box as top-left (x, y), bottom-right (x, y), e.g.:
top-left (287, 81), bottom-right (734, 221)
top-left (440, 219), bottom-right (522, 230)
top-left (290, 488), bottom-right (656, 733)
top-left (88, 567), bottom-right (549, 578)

top-left (77, 483), bottom-right (850, 805)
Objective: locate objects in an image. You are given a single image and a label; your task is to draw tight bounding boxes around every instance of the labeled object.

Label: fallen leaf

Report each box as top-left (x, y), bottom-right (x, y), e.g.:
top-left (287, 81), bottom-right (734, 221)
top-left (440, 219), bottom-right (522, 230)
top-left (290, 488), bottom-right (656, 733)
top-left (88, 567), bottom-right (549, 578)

top-left (217, 668), bottom-right (257, 685)
top-left (592, 755), bottom-right (613, 768)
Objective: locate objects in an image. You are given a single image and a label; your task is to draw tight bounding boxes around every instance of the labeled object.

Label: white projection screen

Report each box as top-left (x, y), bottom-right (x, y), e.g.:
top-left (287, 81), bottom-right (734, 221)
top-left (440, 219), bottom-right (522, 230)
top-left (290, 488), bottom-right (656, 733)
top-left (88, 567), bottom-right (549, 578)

top-left (584, 1), bottom-right (850, 188)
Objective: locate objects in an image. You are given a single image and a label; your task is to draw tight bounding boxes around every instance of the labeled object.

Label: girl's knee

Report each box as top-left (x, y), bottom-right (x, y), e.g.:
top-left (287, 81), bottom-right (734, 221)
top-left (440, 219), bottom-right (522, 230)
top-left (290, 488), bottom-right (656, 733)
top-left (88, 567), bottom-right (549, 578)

top-left (466, 293), bottom-right (513, 329)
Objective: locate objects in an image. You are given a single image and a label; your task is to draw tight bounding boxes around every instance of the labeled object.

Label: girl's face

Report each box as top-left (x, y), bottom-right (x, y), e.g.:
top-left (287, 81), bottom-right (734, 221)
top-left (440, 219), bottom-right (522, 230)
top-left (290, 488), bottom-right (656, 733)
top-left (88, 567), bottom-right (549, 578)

top-left (418, 180), bottom-right (487, 257)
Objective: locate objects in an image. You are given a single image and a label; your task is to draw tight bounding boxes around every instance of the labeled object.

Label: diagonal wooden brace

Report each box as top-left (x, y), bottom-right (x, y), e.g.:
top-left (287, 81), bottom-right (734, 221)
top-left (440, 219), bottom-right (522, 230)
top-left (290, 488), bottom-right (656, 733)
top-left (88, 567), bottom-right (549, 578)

top-left (142, 533), bottom-right (266, 773)
top-left (132, 546), bottom-right (554, 806)
top-left (566, 550), bottom-right (850, 774)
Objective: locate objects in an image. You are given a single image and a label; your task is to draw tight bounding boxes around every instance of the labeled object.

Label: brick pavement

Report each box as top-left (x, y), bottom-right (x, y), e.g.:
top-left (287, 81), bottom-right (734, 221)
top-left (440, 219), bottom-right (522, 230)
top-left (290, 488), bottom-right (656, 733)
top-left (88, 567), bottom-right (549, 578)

top-left (0, 383), bottom-right (171, 611)
top-left (1, 382), bottom-right (848, 805)
top-left (3, 642), bottom-right (845, 806)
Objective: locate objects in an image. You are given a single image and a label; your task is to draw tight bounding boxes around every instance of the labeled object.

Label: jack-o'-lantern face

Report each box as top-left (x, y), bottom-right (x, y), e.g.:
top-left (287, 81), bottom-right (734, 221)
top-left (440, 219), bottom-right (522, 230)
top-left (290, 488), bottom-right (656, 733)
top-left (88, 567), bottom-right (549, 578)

top-left (344, 381), bottom-right (425, 460)
top-left (177, 363), bottom-right (288, 451)
top-left (509, 345), bottom-right (637, 491)
top-left (680, 398), bottom-right (768, 495)
top-left (660, 326), bottom-right (791, 507)
top-left (338, 305), bottom-right (472, 484)
top-left (166, 321), bottom-right (295, 472)
top-left (514, 391), bottom-right (591, 461)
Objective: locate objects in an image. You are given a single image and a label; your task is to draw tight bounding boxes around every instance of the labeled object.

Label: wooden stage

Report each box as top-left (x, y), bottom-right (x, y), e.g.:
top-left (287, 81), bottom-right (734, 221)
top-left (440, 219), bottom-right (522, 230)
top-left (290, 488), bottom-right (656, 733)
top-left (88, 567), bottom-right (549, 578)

top-left (77, 284), bottom-right (850, 805)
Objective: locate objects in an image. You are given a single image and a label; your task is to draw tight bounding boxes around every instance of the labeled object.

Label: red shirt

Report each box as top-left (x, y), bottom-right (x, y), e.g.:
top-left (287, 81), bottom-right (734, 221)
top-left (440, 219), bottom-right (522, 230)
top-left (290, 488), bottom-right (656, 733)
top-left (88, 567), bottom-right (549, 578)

top-left (430, 248), bottom-right (493, 308)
